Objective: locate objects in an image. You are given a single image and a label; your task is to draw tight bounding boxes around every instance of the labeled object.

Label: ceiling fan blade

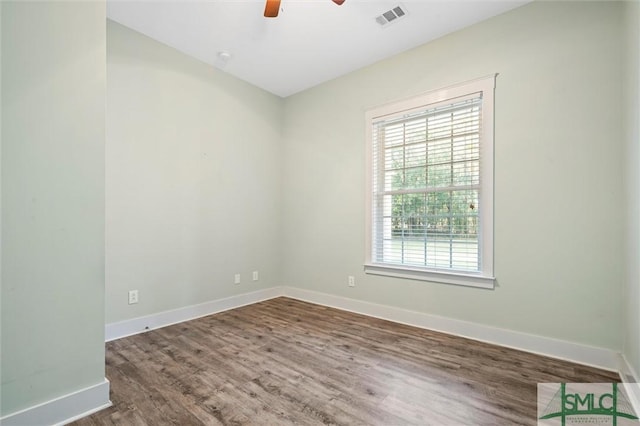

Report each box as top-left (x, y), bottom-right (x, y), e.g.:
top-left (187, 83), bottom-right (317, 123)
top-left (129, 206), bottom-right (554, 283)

top-left (332, 0), bottom-right (345, 5)
top-left (264, 0), bottom-right (281, 17)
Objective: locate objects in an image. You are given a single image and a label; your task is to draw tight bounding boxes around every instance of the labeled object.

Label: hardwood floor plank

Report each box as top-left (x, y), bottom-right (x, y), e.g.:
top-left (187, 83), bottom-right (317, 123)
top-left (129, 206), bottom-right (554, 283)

top-left (72, 297), bottom-right (623, 426)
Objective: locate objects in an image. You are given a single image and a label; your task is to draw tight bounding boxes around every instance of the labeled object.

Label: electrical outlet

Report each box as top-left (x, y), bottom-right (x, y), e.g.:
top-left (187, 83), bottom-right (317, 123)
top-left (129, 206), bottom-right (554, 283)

top-left (128, 290), bottom-right (139, 304)
top-left (252, 271), bottom-right (259, 281)
top-left (348, 276), bottom-right (355, 287)
top-left (234, 274), bottom-right (241, 284)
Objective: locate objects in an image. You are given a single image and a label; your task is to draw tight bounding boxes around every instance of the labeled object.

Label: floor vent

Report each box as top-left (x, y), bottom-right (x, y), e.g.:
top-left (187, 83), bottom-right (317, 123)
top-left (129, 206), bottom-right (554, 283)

top-left (375, 5), bottom-right (407, 27)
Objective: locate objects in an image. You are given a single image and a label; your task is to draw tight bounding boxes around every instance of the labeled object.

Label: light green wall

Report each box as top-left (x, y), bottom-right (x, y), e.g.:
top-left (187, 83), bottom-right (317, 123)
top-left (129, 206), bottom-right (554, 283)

top-left (106, 21), bottom-right (283, 323)
top-left (282, 1), bottom-right (625, 350)
top-left (624, 0), bottom-right (640, 377)
top-left (0, 0), bottom-right (3, 412)
top-left (1, 1), bottom-right (106, 416)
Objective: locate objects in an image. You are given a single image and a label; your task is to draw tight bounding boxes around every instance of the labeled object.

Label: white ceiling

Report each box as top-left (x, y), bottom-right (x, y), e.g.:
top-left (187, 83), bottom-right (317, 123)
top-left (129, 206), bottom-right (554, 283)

top-left (107, 0), bottom-right (531, 98)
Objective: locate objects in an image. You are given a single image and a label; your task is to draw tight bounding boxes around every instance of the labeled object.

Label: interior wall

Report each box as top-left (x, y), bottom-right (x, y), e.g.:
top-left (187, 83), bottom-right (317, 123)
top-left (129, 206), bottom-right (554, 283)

top-left (1, 1), bottom-right (107, 416)
top-left (623, 0), bottom-right (640, 378)
top-left (106, 21), bottom-right (284, 323)
top-left (0, 0), bottom-right (3, 412)
top-left (281, 1), bottom-right (624, 350)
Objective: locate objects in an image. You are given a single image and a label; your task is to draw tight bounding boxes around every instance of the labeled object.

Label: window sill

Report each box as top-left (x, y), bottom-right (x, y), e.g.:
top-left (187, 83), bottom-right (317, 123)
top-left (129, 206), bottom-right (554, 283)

top-left (364, 263), bottom-right (495, 289)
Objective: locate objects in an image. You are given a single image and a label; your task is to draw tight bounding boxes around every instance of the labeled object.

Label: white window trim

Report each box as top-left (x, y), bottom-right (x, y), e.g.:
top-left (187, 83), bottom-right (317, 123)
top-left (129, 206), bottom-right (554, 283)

top-left (364, 75), bottom-right (497, 289)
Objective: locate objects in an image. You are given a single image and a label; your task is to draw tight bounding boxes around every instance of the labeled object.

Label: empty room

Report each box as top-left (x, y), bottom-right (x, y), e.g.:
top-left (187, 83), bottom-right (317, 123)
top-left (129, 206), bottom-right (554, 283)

top-left (1, 0), bottom-right (639, 425)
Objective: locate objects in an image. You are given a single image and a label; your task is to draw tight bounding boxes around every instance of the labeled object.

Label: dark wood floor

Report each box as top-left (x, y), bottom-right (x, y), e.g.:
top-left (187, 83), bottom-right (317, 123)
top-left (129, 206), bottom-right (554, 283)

top-left (73, 297), bottom-right (620, 425)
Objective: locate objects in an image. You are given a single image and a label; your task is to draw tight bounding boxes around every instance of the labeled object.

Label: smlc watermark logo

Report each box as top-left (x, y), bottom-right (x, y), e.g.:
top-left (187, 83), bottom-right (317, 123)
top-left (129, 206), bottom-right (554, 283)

top-left (538, 383), bottom-right (639, 425)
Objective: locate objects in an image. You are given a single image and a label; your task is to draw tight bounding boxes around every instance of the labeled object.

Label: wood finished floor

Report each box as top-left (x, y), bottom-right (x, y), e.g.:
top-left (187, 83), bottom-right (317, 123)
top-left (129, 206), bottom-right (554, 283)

top-left (73, 297), bottom-right (620, 426)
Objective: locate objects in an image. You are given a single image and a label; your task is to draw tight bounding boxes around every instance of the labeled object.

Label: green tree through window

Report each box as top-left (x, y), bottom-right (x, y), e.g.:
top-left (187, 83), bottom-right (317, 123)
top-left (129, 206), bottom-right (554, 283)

top-left (381, 102), bottom-right (480, 270)
top-left (365, 75), bottom-right (495, 288)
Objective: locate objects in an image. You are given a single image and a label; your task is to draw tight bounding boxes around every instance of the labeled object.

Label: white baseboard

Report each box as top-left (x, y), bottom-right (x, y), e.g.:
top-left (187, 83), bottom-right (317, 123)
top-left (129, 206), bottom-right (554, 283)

top-left (8, 287), bottom-right (623, 426)
top-left (105, 285), bottom-right (620, 372)
top-left (105, 287), bottom-right (283, 341)
top-left (281, 286), bottom-right (621, 372)
top-left (0, 379), bottom-right (111, 426)
top-left (619, 353), bottom-right (640, 416)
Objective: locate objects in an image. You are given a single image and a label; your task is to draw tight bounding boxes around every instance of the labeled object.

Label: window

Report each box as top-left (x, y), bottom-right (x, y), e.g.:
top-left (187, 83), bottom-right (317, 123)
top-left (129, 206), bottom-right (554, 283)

top-left (365, 75), bottom-right (496, 288)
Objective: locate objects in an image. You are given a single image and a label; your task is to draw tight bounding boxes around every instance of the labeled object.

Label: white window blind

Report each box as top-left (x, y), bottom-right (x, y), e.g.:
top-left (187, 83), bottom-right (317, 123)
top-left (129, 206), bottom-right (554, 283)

top-left (365, 76), bottom-right (495, 288)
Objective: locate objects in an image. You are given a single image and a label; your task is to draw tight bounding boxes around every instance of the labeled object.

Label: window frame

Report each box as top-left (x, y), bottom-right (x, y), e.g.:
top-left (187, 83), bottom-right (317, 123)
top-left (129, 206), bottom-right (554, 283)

top-left (364, 75), bottom-right (496, 289)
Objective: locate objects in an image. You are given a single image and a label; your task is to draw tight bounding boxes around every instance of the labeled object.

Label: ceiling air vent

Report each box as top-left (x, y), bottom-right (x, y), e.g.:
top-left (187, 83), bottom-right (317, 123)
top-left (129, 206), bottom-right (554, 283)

top-left (375, 5), bottom-right (407, 27)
